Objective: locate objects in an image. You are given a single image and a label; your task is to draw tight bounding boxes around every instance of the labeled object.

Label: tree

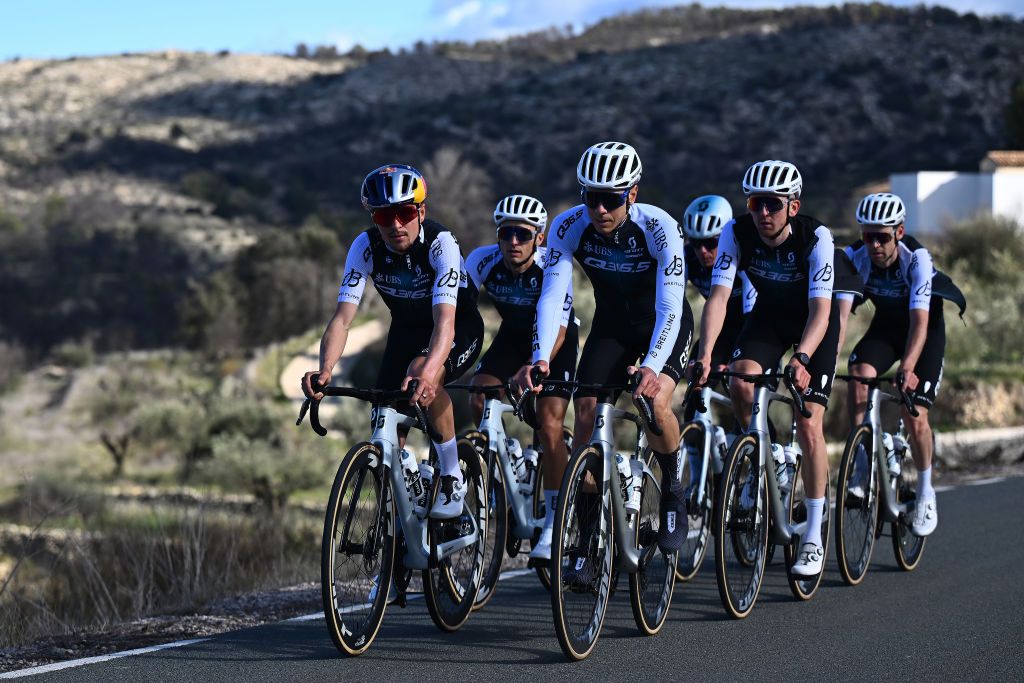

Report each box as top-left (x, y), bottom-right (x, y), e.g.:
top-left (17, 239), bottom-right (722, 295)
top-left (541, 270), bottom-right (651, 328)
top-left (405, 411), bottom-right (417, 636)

top-left (1007, 80), bottom-right (1024, 148)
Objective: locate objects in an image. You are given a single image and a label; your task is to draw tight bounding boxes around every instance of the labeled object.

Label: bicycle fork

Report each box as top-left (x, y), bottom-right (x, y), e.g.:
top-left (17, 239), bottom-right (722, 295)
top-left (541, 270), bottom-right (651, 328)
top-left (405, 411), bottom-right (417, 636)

top-left (480, 399), bottom-right (541, 540)
top-left (863, 387), bottom-right (908, 524)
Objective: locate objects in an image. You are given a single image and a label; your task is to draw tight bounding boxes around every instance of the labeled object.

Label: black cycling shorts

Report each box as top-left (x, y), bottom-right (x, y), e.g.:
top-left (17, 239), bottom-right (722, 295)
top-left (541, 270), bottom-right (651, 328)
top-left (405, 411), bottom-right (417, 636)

top-left (475, 320), bottom-right (578, 401)
top-left (731, 302), bottom-right (841, 407)
top-left (691, 308), bottom-right (745, 372)
top-left (848, 302), bottom-right (945, 409)
top-left (576, 307), bottom-right (695, 400)
top-left (374, 308), bottom-right (485, 391)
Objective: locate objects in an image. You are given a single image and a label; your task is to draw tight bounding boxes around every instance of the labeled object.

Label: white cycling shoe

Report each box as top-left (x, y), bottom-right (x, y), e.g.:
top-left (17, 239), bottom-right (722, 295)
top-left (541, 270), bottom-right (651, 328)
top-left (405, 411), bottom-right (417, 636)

top-left (911, 495), bottom-right (938, 537)
top-left (430, 474), bottom-right (466, 519)
top-left (847, 444), bottom-right (869, 499)
top-left (529, 527), bottom-right (553, 561)
top-left (791, 542), bottom-right (824, 577)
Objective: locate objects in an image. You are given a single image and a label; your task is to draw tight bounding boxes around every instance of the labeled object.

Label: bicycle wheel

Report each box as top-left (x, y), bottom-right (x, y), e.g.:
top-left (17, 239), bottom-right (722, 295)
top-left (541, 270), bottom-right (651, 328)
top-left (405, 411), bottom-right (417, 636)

top-left (784, 456), bottom-right (830, 600)
top-left (675, 422), bottom-right (713, 581)
top-left (629, 452), bottom-right (676, 635)
top-left (322, 442), bottom-right (395, 656)
top-left (424, 439), bottom-right (486, 631)
top-left (835, 425), bottom-right (879, 586)
top-left (550, 445), bottom-right (614, 661)
top-left (530, 458), bottom-right (552, 590)
top-left (473, 446), bottom-right (507, 611)
top-left (891, 443), bottom-right (926, 571)
top-left (713, 433), bottom-right (768, 619)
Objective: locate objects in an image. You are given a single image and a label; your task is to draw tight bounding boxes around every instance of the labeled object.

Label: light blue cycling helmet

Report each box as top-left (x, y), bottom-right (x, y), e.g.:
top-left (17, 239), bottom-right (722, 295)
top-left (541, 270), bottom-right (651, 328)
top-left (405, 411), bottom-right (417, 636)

top-left (682, 195), bottom-right (733, 239)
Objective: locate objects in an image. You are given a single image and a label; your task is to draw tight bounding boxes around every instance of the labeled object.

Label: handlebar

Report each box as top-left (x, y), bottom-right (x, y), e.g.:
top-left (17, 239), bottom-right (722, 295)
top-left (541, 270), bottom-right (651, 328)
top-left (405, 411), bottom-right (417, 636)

top-left (711, 368), bottom-right (811, 419)
top-left (836, 373), bottom-right (920, 418)
top-left (297, 376), bottom-right (443, 442)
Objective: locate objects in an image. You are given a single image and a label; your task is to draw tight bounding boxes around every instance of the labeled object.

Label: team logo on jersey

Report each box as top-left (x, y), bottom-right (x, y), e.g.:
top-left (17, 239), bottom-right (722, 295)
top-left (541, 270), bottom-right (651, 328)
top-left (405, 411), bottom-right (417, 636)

top-left (430, 240), bottom-right (444, 260)
top-left (341, 269), bottom-right (363, 287)
top-left (787, 251), bottom-right (796, 264)
top-left (556, 209), bottom-right (584, 239)
top-left (664, 255), bottom-right (685, 277)
top-left (477, 250), bottom-right (499, 274)
top-left (916, 281), bottom-right (932, 297)
top-left (362, 245), bottom-right (372, 261)
top-left (715, 253), bottom-right (733, 270)
top-left (437, 268), bottom-right (460, 288)
top-left (547, 249), bottom-right (563, 267)
top-left (909, 254), bottom-right (919, 272)
top-left (628, 235), bottom-right (638, 250)
top-left (530, 277), bottom-right (539, 289)
top-left (813, 263), bottom-right (833, 282)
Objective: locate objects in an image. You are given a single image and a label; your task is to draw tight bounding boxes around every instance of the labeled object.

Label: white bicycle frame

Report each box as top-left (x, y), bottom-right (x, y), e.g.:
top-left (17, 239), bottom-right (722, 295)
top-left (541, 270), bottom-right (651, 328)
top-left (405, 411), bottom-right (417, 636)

top-left (690, 385), bottom-right (734, 503)
top-left (478, 397), bottom-right (543, 540)
top-left (861, 386), bottom-right (912, 524)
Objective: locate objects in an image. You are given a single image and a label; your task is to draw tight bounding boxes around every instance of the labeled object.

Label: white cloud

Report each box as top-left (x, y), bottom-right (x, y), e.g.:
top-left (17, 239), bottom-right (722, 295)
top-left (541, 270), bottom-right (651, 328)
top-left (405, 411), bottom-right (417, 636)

top-left (443, 0), bottom-right (485, 27)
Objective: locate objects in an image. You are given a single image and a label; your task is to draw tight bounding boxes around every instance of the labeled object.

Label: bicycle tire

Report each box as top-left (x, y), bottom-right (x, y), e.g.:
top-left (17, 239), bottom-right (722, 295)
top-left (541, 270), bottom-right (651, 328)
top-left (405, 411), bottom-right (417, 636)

top-left (675, 422), bottom-right (713, 582)
top-left (550, 445), bottom-right (613, 661)
top-left (713, 433), bottom-right (768, 619)
top-left (835, 425), bottom-right (879, 586)
top-left (784, 455), bottom-right (830, 600)
top-left (629, 451), bottom-right (677, 635)
top-left (473, 443), bottom-right (507, 611)
top-left (891, 440), bottom-right (926, 571)
top-left (322, 442), bottom-right (395, 656)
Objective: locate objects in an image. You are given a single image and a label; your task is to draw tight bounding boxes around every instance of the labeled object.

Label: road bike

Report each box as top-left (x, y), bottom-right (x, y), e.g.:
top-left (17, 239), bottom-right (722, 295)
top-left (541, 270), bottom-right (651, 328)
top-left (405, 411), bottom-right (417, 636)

top-left (834, 373), bottom-right (927, 584)
top-left (298, 381), bottom-right (486, 656)
top-left (711, 367), bottom-right (828, 619)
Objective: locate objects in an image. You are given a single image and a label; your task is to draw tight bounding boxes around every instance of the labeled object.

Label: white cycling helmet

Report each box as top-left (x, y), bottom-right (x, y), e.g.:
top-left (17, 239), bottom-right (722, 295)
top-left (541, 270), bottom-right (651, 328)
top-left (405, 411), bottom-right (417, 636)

top-left (493, 194), bottom-right (548, 231)
top-left (682, 195), bottom-right (733, 239)
top-left (742, 160), bottom-right (802, 198)
top-left (856, 192), bottom-right (906, 227)
top-left (577, 141), bottom-right (643, 191)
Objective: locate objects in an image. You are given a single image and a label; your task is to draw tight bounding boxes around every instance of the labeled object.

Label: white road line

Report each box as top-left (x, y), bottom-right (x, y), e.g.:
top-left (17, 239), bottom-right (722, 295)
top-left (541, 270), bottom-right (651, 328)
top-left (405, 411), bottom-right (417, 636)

top-left (966, 477), bottom-right (1006, 486)
top-left (0, 639), bottom-right (209, 679)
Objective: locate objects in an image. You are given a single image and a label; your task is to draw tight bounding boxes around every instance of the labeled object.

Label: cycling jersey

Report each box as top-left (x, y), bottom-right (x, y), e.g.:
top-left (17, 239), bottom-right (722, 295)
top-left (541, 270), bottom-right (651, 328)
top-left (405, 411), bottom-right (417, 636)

top-left (685, 243), bottom-right (754, 368)
top-left (466, 245), bottom-right (573, 330)
top-left (533, 203), bottom-right (688, 376)
top-left (338, 219), bottom-right (478, 327)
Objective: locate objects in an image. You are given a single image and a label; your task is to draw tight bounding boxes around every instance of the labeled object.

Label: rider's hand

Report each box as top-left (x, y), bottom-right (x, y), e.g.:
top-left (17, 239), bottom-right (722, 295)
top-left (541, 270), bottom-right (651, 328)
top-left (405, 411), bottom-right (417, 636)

top-left (302, 369), bottom-right (331, 401)
top-left (515, 361), bottom-right (548, 394)
top-left (898, 366), bottom-right (920, 393)
top-left (787, 357), bottom-right (811, 393)
top-left (627, 366), bottom-right (660, 400)
top-left (688, 355), bottom-right (712, 386)
top-left (402, 373), bottom-right (438, 407)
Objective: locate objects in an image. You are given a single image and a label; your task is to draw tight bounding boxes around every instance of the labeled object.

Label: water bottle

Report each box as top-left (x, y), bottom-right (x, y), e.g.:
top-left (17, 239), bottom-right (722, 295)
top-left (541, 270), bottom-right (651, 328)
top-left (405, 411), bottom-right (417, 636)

top-left (506, 438), bottom-right (526, 481)
top-left (400, 448), bottom-right (425, 512)
top-left (885, 433), bottom-right (904, 477)
top-left (627, 459), bottom-right (643, 512)
top-left (783, 443), bottom-right (800, 490)
top-left (519, 446), bottom-right (539, 496)
top-left (712, 426), bottom-right (728, 474)
top-left (414, 462), bottom-right (434, 518)
top-left (615, 452), bottom-right (633, 507)
top-left (771, 443), bottom-right (790, 492)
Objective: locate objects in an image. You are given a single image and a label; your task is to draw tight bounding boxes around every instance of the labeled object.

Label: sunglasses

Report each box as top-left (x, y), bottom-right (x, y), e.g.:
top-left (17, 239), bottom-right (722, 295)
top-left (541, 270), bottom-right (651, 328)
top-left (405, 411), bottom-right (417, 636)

top-left (861, 231), bottom-right (895, 246)
top-left (371, 204), bottom-right (420, 227)
top-left (497, 225), bottom-right (538, 243)
top-left (691, 237), bottom-right (719, 251)
top-left (746, 196), bottom-right (788, 214)
top-left (581, 188), bottom-right (630, 210)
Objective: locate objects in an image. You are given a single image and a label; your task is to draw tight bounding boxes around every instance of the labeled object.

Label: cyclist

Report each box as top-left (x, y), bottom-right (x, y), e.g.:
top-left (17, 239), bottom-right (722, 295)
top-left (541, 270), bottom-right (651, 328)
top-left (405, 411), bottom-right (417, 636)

top-left (517, 141), bottom-right (694, 561)
top-left (302, 164), bottom-right (484, 520)
top-left (838, 192), bottom-right (966, 538)
top-left (694, 159), bottom-right (839, 578)
top-left (465, 194), bottom-right (578, 560)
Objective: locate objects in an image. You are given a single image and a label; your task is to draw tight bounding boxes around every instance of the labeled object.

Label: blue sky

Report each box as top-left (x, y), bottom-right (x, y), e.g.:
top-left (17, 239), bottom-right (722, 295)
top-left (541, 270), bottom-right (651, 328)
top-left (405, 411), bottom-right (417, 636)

top-left (3, 0), bottom-right (1021, 61)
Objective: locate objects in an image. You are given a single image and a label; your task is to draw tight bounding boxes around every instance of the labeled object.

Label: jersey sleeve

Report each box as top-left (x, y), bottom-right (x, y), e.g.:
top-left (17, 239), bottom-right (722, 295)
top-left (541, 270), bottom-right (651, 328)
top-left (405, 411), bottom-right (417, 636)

top-left (740, 272), bottom-right (757, 314)
top-left (532, 210), bottom-right (583, 363)
top-left (640, 209), bottom-right (687, 374)
top-left (337, 232), bottom-right (372, 307)
top-left (807, 225), bottom-right (835, 300)
top-left (465, 245), bottom-right (496, 290)
top-left (710, 221), bottom-right (739, 291)
top-left (428, 230), bottom-right (462, 308)
top-left (908, 246), bottom-right (934, 311)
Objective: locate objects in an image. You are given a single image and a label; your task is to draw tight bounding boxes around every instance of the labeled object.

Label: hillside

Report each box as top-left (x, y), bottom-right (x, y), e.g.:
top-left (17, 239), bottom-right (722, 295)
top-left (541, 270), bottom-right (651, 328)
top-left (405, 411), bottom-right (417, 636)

top-left (0, 3), bottom-right (1022, 356)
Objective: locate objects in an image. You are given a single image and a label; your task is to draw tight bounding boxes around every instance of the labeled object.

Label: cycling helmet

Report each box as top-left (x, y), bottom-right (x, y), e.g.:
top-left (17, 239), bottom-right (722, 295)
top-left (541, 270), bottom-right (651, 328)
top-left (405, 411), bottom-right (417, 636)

top-left (742, 160), bottom-right (803, 198)
top-left (682, 195), bottom-right (733, 239)
top-left (856, 192), bottom-right (906, 227)
top-left (493, 194), bottom-right (548, 231)
top-left (576, 141), bottom-right (642, 191)
top-left (360, 164), bottom-right (427, 209)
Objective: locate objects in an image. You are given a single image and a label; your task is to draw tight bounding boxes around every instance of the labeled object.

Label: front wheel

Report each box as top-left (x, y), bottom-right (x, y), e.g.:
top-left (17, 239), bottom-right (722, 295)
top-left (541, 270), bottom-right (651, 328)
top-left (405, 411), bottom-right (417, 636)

top-left (629, 452), bottom-right (677, 635)
top-left (784, 456), bottom-right (830, 600)
top-left (550, 445), bottom-right (613, 661)
top-left (891, 443), bottom-right (926, 571)
top-left (423, 439), bottom-right (486, 631)
top-left (713, 433), bottom-right (767, 619)
top-left (474, 445), bottom-right (507, 611)
top-left (675, 422), bottom-right (713, 581)
top-left (322, 442), bottom-right (395, 657)
top-left (835, 425), bottom-right (879, 586)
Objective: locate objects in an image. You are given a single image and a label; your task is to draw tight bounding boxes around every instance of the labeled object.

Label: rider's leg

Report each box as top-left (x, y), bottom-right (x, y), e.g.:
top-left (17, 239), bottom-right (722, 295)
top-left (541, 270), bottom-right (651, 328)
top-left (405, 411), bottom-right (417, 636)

top-left (847, 362), bottom-right (877, 426)
top-left (470, 371), bottom-right (503, 424)
top-left (728, 359), bottom-right (762, 429)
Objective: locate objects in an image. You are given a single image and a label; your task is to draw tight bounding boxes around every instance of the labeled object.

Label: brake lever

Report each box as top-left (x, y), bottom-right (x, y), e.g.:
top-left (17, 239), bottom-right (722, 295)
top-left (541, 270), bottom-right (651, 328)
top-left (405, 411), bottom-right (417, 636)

top-left (628, 371), bottom-right (663, 437)
top-left (783, 365), bottom-right (812, 419)
top-left (895, 371), bottom-right (921, 418)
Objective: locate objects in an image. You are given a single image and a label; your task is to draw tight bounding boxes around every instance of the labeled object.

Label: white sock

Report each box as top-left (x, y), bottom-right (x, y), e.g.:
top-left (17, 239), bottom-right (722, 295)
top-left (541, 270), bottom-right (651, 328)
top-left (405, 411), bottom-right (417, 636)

top-left (918, 466), bottom-right (934, 499)
top-left (543, 489), bottom-right (558, 530)
top-left (804, 497), bottom-right (826, 547)
top-left (433, 437), bottom-right (461, 480)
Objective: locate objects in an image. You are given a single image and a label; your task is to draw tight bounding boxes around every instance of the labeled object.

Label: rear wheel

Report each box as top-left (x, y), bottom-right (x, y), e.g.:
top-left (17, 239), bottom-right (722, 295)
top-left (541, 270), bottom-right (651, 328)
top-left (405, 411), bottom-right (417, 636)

top-left (784, 456), bottom-right (830, 600)
top-left (423, 440), bottom-right (486, 631)
top-left (550, 445), bottom-right (613, 661)
top-left (891, 441), bottom-right (926, 571)
top-left (675, 422), bottom-right (713, 581)
top-left (531, 460), bottom-right (552, 590)
top-left (322, 442), bottom-right (395, 656)
top-left (713, 433), bottom-right (767, 619)
top-left (835, 426), bottom-right (879, 586)
top-left (629, 452), bottom-right (676, 635)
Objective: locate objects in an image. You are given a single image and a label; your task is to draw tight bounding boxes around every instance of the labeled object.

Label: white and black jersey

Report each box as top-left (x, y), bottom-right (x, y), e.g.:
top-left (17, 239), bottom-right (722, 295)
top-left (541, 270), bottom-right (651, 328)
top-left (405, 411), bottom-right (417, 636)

top-left (465, 245), bottom-right (573, 330)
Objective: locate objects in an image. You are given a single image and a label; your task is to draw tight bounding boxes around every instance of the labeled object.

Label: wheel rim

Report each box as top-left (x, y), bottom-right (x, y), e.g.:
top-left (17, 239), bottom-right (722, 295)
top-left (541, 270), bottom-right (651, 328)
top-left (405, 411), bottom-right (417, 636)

top-left (675, 423), bottom-right (712, 581)
top-left (837, 427), bottom-right (878, 585)
top-left (631, 455), bottom-right (675, 633)
top-left (717, 436), bottom-right (766, 617)
top-left (785, 457), bottom-right (830, 599)
top-left (474, 450), bottom-right (506, 609)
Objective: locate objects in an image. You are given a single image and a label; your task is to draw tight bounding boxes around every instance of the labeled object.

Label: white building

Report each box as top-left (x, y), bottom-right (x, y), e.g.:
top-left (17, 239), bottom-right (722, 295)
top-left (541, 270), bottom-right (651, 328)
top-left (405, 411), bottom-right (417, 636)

top-left (890, 151), bottom-right (1024, 233)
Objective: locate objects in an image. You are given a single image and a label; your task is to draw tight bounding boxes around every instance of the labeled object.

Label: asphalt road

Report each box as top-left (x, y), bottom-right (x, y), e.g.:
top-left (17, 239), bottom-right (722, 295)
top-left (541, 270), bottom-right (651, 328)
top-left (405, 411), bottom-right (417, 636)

top-left (15, 476), bottom-right (1024, 681)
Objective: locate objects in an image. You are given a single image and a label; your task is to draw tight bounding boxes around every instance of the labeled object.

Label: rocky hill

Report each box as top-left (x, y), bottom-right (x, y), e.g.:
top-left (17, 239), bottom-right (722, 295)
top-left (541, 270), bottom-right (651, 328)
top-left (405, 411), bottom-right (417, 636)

top-left (1, 3), bottom-right (1022, 354)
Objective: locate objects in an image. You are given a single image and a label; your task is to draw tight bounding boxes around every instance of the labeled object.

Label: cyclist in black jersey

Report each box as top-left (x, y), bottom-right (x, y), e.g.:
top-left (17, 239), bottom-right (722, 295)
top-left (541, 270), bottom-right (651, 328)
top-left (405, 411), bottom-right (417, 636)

top-left (465, 194), bottom-right (578, 560)
top-left (515, 141), bottom-right (694, 557)
top-left (838, 192), bottom-right (966, 538)
top-left (694, 160), bottom-right (837, 578)
top-left (302, 164), bottom-right (484, 520)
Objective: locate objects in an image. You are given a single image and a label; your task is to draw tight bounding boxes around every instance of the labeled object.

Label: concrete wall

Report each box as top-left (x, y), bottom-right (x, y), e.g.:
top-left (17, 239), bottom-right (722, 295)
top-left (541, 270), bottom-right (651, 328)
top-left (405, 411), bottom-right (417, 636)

top-left (890, 171), bottom-right (1024, 232)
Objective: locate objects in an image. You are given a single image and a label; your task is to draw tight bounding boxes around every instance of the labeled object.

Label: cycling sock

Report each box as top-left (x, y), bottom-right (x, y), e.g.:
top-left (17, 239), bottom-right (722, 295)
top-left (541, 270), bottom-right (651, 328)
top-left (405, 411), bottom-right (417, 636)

top-left (654, 450), bottom-right (683, 493)
top-left (804, 497), bottom-right (825, 547)
top-left (687, 446), bottom-right (702, 487)
top-left (433, 437), bottom-right (461, 480)
top-left (917, 466), bottom-right (934, 499)
top-left (543, 489), bottom-right (558, 530)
